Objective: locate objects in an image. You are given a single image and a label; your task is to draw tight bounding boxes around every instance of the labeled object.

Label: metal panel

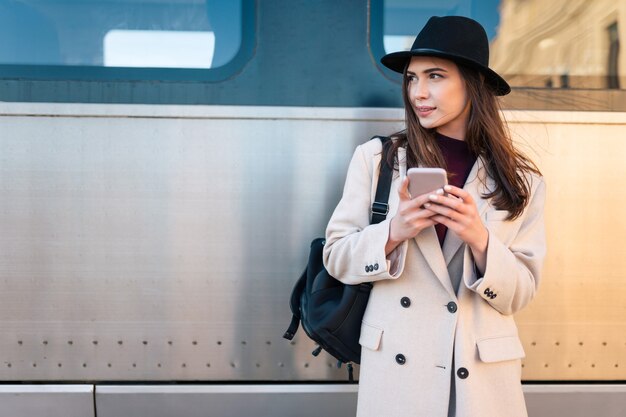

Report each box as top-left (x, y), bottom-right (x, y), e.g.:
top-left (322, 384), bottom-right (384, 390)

top-left (525, 384), bottom-right (626, 417)
top-left (96, 384), bottom-right (358, 417)
top-left (95, 384), bottom-right (626, 417)
top-left (0, 103), bottom-right (403, 381)
top-left (1, 104), bottom-right (626, 382)
top-left (0, 385), bottom-right (93, 417)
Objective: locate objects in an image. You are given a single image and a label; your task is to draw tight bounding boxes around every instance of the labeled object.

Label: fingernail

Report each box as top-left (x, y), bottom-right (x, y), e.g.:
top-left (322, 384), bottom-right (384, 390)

top-left (444, 185), bottom-right (452, 191)
top-left (424, 203), bottom-right (431, 208)
top-left (429, 194), bottom-right (437, 201)
top-left (436, 189), bottom-right (444, 195)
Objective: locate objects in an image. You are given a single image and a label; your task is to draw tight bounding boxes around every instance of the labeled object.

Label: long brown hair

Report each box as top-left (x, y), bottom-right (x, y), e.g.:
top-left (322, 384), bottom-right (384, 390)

top-left (386, 61), bottom-right (541, 220)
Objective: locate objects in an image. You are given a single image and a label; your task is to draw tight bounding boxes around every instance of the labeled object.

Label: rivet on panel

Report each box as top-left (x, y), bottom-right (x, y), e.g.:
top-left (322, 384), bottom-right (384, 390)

top-left (241, 341), bottom-right (247, 345)
top-left (568, 363), bottom-right (572, 368)
top-left (43, 341), bottom-right (48, 345)
top-left (255, 363), bottom-right (260, 368)
top-left (591, 364), bottom-right (596, 368)
top-left (107, 363), bottom-right (112, 368)
top-left (168, 341), bottom-right (173, 345)
top-left (32, 363), bottom-right (37, 367)
top-left (206, 363), bottom-right (211, 367)
top-left (58, 363), bottom-right (62, 367)
top-left (6, 363), bottom-right (11, 368)
top-left (555, 341), bottom-right (559, 346)
top-left (304, 363), bottom-right (309, 368)
top-left (602, 342), bottom-right (607, 346)
top-left (93, 341), bottom-right (98, 345)
top-left (132, 363), bottom-right (137, 368)
top-left (142, 341), bottom-right (148, 345)
top-left (544, 364), bottom-right (548, 368)
top-left (192, 341), bottom-right (198, 345)
top-left (278, 362), bottom-right (284, 367)
top-left (230, 362), bottom-right (236, 368)
top-left (579, 342), bottom-right (584, 346)
top-left (182, 363), bottom-right (187, 368)
top-left (82, 363), bottom-right (87, 368)
top-left (17, 341), bottom-right (22, 345)
top-left (266, 341), bottom-right (271, 345)
top-left (217, 341), bottom-right (222, 345)
top-left (615, 364), bottom-right (619, 368)
top-left (157, 363), bottom-right (162, 368)
top-left (68, 341), bottom-right (73, 345)
top-left (531, 342), bottom-right (536, 346)
top-left (118, 341), bottom-right (123, 345)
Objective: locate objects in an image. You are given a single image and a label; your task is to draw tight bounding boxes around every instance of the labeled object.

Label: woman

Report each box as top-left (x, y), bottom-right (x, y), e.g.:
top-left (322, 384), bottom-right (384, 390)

top-left (323, 16), bottom-right (546, 417)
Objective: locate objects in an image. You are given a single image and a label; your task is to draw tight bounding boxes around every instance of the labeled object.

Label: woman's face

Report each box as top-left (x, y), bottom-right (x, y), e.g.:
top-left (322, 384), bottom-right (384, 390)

top-left (406, 56), bottom-right (471, 140)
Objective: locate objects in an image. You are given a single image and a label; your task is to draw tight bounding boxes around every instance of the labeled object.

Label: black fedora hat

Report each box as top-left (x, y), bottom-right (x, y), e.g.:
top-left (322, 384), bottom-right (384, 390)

top-left (381, 16), bottom-right (510, 96)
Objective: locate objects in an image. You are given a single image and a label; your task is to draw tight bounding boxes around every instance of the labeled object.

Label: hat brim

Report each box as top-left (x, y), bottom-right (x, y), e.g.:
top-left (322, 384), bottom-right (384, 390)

top-left (381, 49), bottom-right (511, 96)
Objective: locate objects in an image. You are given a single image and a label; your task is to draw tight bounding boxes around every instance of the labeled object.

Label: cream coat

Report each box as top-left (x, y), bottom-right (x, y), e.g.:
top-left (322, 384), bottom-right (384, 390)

top-left (323, 138), bottom-right (546, 417)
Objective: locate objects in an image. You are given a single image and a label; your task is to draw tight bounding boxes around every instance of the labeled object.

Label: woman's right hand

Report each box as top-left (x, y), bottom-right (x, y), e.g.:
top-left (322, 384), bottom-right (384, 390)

top-left (385, 177), bottom-right (437, 254)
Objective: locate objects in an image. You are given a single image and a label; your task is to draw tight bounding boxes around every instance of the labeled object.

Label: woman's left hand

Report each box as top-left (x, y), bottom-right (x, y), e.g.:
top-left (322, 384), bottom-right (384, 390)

top-left (425, 185), bottom-right (489, 272)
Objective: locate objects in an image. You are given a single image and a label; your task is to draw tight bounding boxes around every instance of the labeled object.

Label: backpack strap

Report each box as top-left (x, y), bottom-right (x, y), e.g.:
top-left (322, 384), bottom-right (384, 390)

top-left (371, 136), bottom-right (393, 225)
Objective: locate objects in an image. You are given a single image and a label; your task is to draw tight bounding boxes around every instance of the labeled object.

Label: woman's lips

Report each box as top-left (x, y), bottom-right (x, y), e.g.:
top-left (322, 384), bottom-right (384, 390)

top-left (416, 106), bottom-right (436, 117)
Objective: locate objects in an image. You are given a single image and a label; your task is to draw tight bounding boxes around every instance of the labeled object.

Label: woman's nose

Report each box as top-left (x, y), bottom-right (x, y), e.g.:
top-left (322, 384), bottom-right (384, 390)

top-left (411, 80), bottom-right (429, 100)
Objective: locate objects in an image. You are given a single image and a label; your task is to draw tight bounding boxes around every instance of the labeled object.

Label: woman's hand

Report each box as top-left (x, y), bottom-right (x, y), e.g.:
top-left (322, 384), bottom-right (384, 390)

top-left (386, 177), bottom-right (437, 254)
top-left (424, 185), bottom-right (489, 273)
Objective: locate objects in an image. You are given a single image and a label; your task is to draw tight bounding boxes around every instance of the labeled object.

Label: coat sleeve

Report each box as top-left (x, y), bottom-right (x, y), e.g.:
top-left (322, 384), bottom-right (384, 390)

top-left (323, 142), bottom-right (408, 285)
top-left (463, 178), bottom-right (547, 315)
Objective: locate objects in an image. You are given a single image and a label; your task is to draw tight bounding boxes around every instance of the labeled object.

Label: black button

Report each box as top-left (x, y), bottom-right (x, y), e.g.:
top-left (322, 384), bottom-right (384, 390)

top-left (457, 367), bottom-right (469, 379)
top-left (484, 288), bottom-right (491, 295)
top-left (490, 294), bottom-right (497, 299)
top-left (446, 302), bottom-right (457, 313)
top-left (373, 263), bottom-right (379, 271)
top-left (365, 265), bottom-right (370, 273)
top-left (400, 297), bottom-right (411, 308)
top-left (395, 354), bottom-right (406, 365)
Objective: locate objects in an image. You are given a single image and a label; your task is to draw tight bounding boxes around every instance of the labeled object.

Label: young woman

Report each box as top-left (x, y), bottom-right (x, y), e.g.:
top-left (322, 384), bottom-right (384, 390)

top-left (323, 16), bottom-right (546, 417)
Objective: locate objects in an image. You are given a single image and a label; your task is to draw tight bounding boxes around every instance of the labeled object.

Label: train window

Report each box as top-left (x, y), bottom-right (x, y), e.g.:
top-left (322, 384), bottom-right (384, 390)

top-left (0, 0), bottom-right (246, 78)
top-left (379, 0), bottom-right (625, 92)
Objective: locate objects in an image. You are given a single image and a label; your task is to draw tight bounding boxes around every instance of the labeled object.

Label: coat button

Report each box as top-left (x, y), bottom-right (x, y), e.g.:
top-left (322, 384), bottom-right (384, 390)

top-left (365, 265), bottom-right (370, 273)
top-left (400, 297), bottom-right (411, 308)
top-left (373, 263), bottom-right (379, 271)
top-left (395, 354), bottom-right (406, 365)
top-left (446, 301), bottom-right (457, 313)
top-left (457, 367), bottom-right (469, 379)
top-left (490, 294), bottom-right (497, 299)
top-left (484, 288), bottom-right (491, 295)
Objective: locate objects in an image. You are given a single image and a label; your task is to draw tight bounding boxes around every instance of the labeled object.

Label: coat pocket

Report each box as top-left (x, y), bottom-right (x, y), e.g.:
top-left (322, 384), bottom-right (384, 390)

top-left (476, 335), bottom-right (525, 363)
top-left (359, 321), bottom-right (383, 351)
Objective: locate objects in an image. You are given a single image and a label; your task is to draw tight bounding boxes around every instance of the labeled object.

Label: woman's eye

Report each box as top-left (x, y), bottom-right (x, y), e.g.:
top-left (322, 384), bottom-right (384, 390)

top-left (430, 73), bottom-right (443, 79)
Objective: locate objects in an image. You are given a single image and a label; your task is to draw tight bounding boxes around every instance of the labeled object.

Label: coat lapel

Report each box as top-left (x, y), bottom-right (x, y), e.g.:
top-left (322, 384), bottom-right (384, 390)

top-left (442, 157), bottom-right (492, 265)
top-left (415, 226), bottom-right (456, 298)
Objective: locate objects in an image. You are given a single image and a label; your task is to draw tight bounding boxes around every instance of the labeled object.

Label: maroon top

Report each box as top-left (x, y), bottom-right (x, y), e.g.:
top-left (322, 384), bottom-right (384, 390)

top-left (434, 132), bottom-right (477, 246)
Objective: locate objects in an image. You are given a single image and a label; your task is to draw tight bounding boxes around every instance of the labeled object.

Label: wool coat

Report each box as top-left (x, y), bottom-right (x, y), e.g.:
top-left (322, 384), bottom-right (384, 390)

top-left (323, 138), bottom-right (546, 417)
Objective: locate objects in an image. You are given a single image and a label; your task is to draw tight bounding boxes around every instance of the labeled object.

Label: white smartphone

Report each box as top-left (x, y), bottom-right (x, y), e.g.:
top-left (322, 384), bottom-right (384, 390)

top-left (407, 167), bottom-right (448, 198)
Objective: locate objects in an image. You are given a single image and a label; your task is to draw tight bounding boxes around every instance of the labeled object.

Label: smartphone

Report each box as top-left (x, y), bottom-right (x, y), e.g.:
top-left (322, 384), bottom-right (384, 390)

top-left (407, 167), bottom-right (448, 198)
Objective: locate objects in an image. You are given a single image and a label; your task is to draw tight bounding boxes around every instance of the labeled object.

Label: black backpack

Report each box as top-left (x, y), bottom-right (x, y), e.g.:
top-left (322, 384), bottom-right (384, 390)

top-left (283, 137), bottom-right (393, 380)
